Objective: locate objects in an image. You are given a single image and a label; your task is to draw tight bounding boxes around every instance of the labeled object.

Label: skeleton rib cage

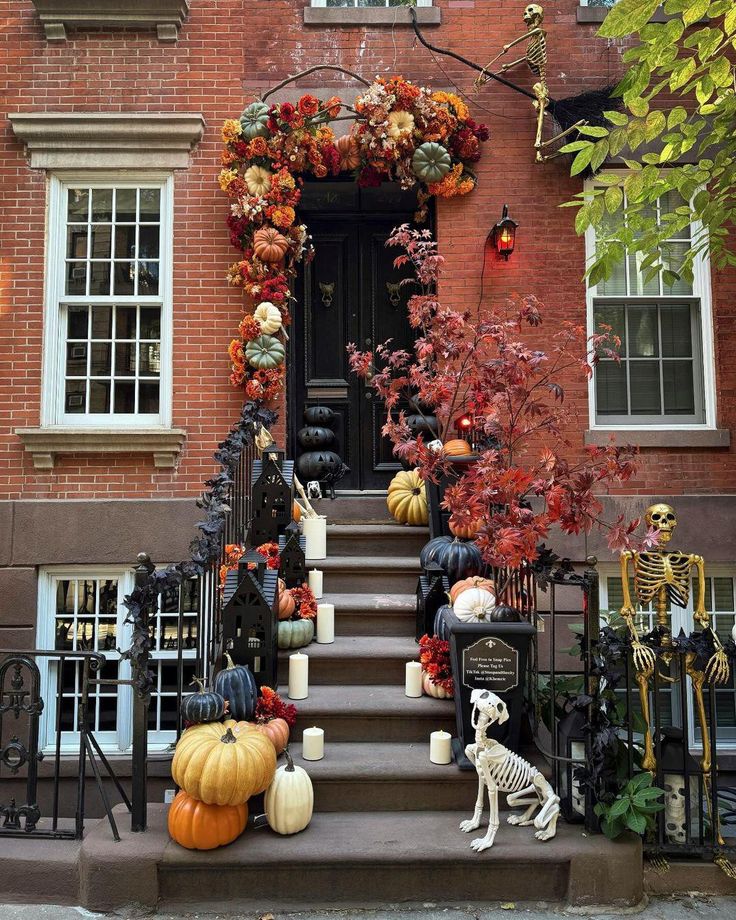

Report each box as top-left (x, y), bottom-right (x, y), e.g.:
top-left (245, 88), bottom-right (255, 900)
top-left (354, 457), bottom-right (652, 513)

top-left (526, 28), bottom-right (547, 81)
top-left (477, 746), bottom-right (540, 793)
top-left (634, 551), bottom-right (694, 609)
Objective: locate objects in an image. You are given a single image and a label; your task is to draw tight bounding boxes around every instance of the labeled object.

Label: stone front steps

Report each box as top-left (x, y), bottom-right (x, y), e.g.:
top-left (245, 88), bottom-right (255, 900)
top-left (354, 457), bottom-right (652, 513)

top-left (311, 554), bottom-right (421, 594)
top-left (278, 635), bottom-right (417, 684)
top-left (325, 591), bottom-right (415, 636)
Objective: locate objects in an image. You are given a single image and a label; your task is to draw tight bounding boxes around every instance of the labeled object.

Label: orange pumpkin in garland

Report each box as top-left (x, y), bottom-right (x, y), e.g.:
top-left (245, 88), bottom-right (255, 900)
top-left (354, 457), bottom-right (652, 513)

top-left (336, 133), bottom-right (361, 171)
top-left (253, 227), bottom-right (289, 263)
top-left (443, 439), bottom-right (473, 457)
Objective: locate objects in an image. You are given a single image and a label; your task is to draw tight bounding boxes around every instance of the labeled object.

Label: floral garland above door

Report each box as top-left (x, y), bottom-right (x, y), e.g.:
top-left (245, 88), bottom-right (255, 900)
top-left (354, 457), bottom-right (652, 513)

top-left (219, 74), bottom-right (488, 403)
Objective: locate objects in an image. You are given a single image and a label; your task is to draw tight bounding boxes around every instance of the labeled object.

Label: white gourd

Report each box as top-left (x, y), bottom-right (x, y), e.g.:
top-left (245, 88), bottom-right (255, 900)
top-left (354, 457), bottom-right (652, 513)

top-left (264, 751), bottom-right (314, 835)
top-left (453, 587), bottom-right (496, 623)
top-left (254, 301), bottom-right (282, 335)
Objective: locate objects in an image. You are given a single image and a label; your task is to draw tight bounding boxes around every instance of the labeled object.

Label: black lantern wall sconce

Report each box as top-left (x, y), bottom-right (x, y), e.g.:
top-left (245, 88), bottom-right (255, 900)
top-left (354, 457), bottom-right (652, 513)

top-left (487, 204), bottom-right (518, 260)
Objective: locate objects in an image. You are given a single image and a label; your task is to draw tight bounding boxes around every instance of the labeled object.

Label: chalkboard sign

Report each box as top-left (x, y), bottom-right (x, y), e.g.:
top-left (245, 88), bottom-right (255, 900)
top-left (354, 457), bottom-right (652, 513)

top-left (449, 618), bottom-right (535, 770)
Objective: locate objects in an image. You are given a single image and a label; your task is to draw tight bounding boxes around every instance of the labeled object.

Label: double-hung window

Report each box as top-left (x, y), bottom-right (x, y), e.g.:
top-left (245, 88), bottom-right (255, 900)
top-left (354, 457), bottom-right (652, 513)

top-left (310, 1), bottom-right (432, 7)
top-left (586, 186), bottom-right (715, 429)
top-left (43, 175), bottom-right (173, 428)
top-left (37, 567), bottom-right (197, 754)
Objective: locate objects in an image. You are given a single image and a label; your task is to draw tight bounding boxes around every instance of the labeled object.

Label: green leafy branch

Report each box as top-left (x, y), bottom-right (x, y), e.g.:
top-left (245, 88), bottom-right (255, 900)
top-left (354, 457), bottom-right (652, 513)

top-left (594, 770), bottom-right (665, 839)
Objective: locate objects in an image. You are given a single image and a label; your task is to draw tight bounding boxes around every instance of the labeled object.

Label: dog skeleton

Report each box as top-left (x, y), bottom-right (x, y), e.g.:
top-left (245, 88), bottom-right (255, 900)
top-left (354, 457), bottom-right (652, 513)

top-left (460, 689), bottom-right (560, 852)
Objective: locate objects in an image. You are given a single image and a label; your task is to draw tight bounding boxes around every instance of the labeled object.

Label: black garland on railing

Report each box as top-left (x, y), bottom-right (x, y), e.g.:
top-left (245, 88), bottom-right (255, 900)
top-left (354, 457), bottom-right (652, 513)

top-left (120, 401), bottom-right (277, 698)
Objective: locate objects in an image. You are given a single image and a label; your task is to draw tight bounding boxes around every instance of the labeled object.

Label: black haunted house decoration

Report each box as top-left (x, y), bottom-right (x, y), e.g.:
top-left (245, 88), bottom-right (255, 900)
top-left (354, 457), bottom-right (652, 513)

top-left (222, 559), bottom-right (279, 688)
top-left (279, 521), bottom-right (307, 588)
top-left (249, 447), bottom-right (295, 545)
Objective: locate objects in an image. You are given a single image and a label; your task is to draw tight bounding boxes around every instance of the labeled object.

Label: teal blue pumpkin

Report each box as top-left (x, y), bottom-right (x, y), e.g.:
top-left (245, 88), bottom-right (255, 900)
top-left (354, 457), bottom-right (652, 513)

top-left (240, 101), bottom-right (271, 140)
top-left (278, 618), bottom-right (314, 649)
top-left (212, 653), bottom-right (257, 721)
top-left (412, 142), bottom-right (452, 184)
top-left (245, 334), bottom-right (285, 370)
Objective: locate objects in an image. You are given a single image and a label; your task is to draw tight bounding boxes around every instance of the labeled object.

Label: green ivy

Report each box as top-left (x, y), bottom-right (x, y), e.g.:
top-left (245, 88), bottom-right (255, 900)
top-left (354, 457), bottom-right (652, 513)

top-left (563, 0), bottom-right (736, 284)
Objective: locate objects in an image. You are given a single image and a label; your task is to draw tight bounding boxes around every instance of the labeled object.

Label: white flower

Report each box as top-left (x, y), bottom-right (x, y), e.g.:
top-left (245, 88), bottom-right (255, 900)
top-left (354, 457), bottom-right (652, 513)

top-left (243, 165), bottom-right (272, 197)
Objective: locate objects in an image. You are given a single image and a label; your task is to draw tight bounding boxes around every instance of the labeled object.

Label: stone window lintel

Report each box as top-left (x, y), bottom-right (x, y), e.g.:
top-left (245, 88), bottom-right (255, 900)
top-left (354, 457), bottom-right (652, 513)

top-left (15, 428), bottom-right (187, 470)
top-left (31, 0), bottom-right (190, 42)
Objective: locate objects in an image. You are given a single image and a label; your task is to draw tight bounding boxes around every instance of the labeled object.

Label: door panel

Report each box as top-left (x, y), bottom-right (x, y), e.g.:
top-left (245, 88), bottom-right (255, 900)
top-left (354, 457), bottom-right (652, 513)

top-left (292, 187), bottom-right (418, 491)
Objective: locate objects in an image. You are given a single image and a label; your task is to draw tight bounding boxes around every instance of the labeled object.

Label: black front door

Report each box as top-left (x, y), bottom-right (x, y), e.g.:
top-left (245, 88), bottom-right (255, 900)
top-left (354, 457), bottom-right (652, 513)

top-left (290, 182), bottom-right (419, 491)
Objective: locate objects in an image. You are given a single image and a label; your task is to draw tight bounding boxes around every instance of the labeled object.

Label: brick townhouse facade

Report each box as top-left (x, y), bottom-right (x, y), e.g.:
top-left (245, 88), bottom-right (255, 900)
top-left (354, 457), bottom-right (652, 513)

top-left (1, 0), bottom-right (735, 757)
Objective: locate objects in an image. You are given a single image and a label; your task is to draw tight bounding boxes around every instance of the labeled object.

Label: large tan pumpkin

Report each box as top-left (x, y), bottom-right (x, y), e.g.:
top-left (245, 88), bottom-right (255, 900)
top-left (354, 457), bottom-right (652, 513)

top-left (171, 719), bottom-right (277, 806)
top-left (387, 469), bottom-right (428, 526)
top-left (449, 575), bottom-right (496, 605)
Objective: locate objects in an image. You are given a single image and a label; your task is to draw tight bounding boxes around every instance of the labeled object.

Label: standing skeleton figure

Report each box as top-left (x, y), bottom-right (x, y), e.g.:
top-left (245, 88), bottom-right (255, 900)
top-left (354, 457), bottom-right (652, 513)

top-left (474, 4), bottom-right (584, 162)
top-left (460, 689), bottom-right (559, 851)
top-left (620, 503), bottom-right (730, 773)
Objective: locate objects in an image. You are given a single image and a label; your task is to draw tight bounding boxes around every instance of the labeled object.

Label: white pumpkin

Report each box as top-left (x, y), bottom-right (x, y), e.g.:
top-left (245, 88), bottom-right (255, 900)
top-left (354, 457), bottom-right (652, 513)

top-left (254, 301), bottom-right (282, 335)
top-left (422, 672), bottom-right (453, 700)
top-left (453, 587), bottom-right (496, 623)
top-left (244, 164), bottom-right (272, 197)
top-left (264, 750), bottom-right (314, 835)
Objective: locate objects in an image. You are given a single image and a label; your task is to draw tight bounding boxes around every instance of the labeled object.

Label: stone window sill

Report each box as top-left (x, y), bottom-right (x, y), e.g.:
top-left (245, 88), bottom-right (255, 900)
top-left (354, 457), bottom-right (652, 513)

top-left (304, 7), bottom-right (441, 27)
top-left (15, 427), bottom-right (187, 470)
top-left (584, 429), bottom-right (730, 448)
top-left (577, 5), bottom-right (672, 24)
top-left (31, 0), bottom-right (190, 42)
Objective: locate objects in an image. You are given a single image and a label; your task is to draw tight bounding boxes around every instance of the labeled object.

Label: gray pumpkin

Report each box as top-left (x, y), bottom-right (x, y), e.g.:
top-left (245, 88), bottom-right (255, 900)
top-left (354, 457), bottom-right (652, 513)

top-left (278, 618), bottom-right (315, 649)
top-left (240, 101), bottom-right (271, 139)
top-left (412, 142), bottom-right (452, 184)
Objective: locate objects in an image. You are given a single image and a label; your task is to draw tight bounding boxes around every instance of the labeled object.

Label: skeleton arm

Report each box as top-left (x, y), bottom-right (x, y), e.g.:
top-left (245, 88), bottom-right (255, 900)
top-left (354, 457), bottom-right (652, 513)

top-left (477, 27), bottom-right (543, 82)
top-left (690, 554), bottom-right (712, 633)
top-left (619, 551), bottom-right (642, 642)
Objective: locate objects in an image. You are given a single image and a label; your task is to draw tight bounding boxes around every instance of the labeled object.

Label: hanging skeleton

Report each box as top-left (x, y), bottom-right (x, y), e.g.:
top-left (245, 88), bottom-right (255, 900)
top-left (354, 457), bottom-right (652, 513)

top-left (619, 503), bottom-right (730, 776)
top-left (460, 689), bottom-right (559, 851)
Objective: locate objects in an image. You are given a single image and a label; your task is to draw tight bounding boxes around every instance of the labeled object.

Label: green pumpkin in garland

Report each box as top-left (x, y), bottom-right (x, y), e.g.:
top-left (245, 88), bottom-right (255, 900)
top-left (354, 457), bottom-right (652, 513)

top-left (180, 678), bottom-right (226, 725)
top-left (277, 618), bottom-right (314, 649)
top-left (240, 101), bottom-right (271, 139)
top-left (412, 142), bottom-right (452, 184)
top-left (245, 334), bottom-right (285, 370)
top-left (212, 653), bottom-right (258, 721)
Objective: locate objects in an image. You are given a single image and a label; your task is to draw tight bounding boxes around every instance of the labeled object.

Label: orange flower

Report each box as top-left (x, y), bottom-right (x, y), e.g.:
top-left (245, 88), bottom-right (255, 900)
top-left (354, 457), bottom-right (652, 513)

top-left (249, 136), bottom-right (268, 157)
top-left (324, 96), bottom-right (342, 118)
top-left (221, 119), bottom-right (242, 144)
top-left (228, 338), bottom-right (245, 364)
top-left (298, 94), bottom-right (320, 117)
top-left (271, 206), bottom-right (296, 229)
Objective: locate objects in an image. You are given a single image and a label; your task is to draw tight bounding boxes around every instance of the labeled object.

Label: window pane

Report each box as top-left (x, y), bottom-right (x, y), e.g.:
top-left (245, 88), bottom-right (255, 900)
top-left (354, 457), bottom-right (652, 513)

top-left (116, 188), bottom-right (137, 222)
top-left (117, 306), bottom-right (137, 339)
top-left (662, 361), bottom-right (695, 414)
top-left (91, 188), bottom-right (113, 221)
top-left (90, 342), bottom-right (111, 377)
top-left (714, 578), bottom-right (735, 611)
top-left (66, 342), bottom-right (87, 376)
top-left (660, 303), bottom-right (692, 357)
top-left (628, 252), bottom-right (660, 296)
top-left (659, 190), bottom-right (691, 239)
top-left (597, 257), bottom-right (627, 296)
top-left (89, 261), bottom-right (111, 295)
top-left (91, 306), bottom-right (112, 339)
top-left (67, 306), bottom-right (89, 339)
top-left (138, 261), bottom-right (159, 295)
top-left (139, 382), bottom-right (160, 413)
top-left (596, 362), bottom-right (627, 415)
top-left (114, 381), bottom-right (135, 413)
top-left (594, 304), bottom-right (626, 355)
top-left (114, 224), bottom-right (137, 259)
top-left (113, 262), bottom-right (135, 295)
top-left (629, 361), bottom-right (661, 414)
top-left (140, 307), bottom-right (160, 339)
top-left (67, 188), bottom-right (89, 221)
top-left (66, 261), bottom-right (87, 295)
top-left (661, 242), bottom-right (693, 294)
top-left (139, 188), bottom-right (160, 219)
top-left (627, 305), bottom-right (658, 357)
top-left (139, 343), bottom-right (161, 376)
top-left (66, 225), bottom-right (88, 260)
top-left (65, 380), bottom-right (86, 413)
top-left (97, 619), bottom-right (117, 651)
top-left (89, 225), bottom-right (112, 259)
top-left (139, 225), bottom-right (160, 258)
top-left (98, 580), bottom-right (118, 616)
top-left (115, 343), bottom-right (136, 376)
top-left (89, 380), bottom-right (111, 413)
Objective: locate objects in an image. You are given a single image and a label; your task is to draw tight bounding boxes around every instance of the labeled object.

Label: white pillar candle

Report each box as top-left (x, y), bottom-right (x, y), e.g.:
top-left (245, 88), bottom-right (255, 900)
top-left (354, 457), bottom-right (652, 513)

top-left (316, 603), bottom-right (335, 644)
top-left (308, 568), bottom-right (324, 599)
top-left (288, 652), bottom-right (309, 700)
top-left (302, 726), bottom-right (324, 761)
top-left (430, 730), bottom-right (452, 765)
top-left (405, 661), bottom-right (423, 698)
top-left (303, 516), bottom-right (327, 560)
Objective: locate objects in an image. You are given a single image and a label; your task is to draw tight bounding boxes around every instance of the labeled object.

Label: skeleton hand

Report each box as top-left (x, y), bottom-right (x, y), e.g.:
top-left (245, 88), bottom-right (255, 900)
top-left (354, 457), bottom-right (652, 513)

top-left (705, 648), bottom-right (730, 686)
top-left (631, 640), bottom-right (656, 676)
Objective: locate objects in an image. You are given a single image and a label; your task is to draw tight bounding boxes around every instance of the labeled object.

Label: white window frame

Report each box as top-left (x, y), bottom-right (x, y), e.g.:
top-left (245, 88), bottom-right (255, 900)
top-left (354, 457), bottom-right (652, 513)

top-left (584, 175), bottom-right (717, 433)
top-left (310, 0), bottom-right (432, 6)
top-left (36, 565), bottom-right (196, 755)
top-left (599, 562), bottom-right (736, 750)
top-left (41, 171), bottom-right (174, 429)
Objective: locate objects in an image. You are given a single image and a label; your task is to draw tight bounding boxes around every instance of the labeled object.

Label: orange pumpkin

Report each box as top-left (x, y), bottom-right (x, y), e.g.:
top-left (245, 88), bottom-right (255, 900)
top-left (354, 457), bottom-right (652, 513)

top-left (167, 790), bottom-right (247, 850)
top-left (278, 586), bottom-right (296, 620)
top-left (448, 515), bottom-right (483, 540)
top-left (336, 133), bottom-right (361, 171)
top-left (254, 717), bottom-right (290, 754)
top-left (449, 575), bottom-right (496, 605)
top-left (443, 439), bottom-right (473, 457)
top-left (293, 501), bottom-right (302, 523)
top-left (253, 227), bottom-right (289, 263)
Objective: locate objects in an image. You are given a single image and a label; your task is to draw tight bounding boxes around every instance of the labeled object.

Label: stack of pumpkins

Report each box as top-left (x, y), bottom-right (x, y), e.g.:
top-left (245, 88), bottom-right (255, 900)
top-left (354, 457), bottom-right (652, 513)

top-left (168, 654), bottom-right (314, 849)
top-left (277, 578), bottom-right (315, 649)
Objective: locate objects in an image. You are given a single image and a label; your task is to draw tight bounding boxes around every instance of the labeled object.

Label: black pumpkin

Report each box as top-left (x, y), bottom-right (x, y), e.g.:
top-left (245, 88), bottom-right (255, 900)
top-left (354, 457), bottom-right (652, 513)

top-left (296, 450), bottom-right (342, 481)
top-left (304, 405), bottom-right (336, 426)
top-left (433, 604), bottom-right (455, 641)
top-left (180, 678), bottom-right (226, 724)
top-left (406, 413), bottom-right (438, 437)
top-left (212, 653), bottom-right (257, 721)
top-left (297, 426), bottom-right (335, 449)
top-left (489, 604), bottom-right (522, 623)
top-left (420, 536), bottom-right (483, 583)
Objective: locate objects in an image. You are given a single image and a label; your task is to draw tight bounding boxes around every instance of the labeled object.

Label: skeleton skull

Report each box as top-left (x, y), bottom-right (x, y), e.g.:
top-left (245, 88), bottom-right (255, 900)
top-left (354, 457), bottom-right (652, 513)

top-left (523, 4), bottom-right (544, 26)
top-left (645, 502), bottom-right (677, 545)
top-left (470, 689), bottom-right (510, 726)
top-left (663, 773), bottom-right (687, 844)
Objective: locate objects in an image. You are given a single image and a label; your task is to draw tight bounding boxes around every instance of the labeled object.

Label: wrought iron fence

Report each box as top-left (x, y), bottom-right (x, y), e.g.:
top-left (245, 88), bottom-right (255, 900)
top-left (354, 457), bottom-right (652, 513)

top-left (0, 649), bottom-right (130, 840)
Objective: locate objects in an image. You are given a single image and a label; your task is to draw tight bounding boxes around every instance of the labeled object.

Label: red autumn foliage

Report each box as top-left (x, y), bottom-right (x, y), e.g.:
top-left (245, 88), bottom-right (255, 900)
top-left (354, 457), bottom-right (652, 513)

top-left (255, 685), bottom-right (297, 729)
top-left (289, 582), bottom-right (318, 620)
top-left (348, 225), bottom-right (656, 569)
top-left (418, 633), bottom-right (454, 695)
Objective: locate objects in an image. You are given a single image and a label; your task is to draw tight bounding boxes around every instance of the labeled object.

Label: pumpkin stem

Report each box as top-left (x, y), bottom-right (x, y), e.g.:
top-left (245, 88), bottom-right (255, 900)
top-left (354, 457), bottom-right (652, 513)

top-left (283, 747), bottom-right (296, 772)
top-left (190, 676), bottom-right (206, 693)
top-left (224, 652), bottom-right (236, 670)
top-left (221, 727), bottom-right (238, 744)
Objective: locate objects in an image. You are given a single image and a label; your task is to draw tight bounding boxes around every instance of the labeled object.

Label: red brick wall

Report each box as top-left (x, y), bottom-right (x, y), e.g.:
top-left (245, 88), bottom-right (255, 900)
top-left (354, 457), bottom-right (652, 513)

top-left (0, 0), bottom-right (733, 501)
